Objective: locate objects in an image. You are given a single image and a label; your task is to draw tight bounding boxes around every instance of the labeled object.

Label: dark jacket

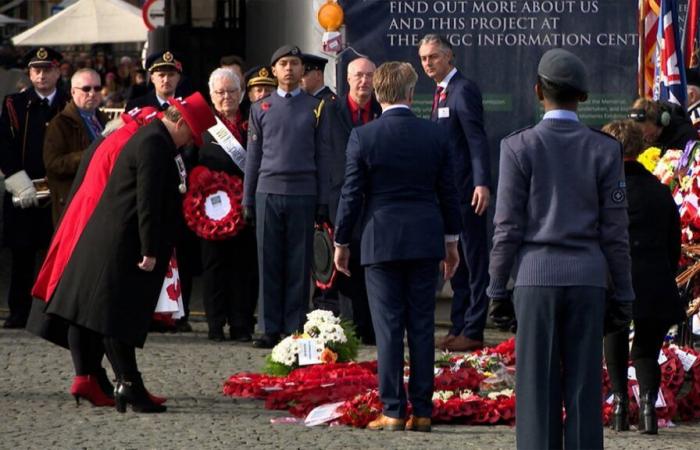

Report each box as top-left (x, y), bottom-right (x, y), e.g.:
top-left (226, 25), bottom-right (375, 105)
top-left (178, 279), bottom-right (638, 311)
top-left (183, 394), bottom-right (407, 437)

top-left (625, 160), bottom-right (684, 322)
top-left (433, 70), bottom-right (491, 202)
top-left (326, 94), bottom-right (381, 224)
top-left (46, 120), bottom-right (182, 347)
top-left (0, 87), bottom-right (67, 247)
top-left (657, 102), bottom-right (699, 151)
top-left (43, 101), bottom-right (108, 224)
top-left (334, 107), bottom-right (462, 265)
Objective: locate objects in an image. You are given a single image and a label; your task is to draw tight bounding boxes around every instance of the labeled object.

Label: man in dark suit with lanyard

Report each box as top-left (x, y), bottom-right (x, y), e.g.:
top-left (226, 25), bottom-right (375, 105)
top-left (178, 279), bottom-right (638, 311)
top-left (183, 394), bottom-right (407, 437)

top-left (0, 47), bottom-right (67, 328)
top-left (419, 34), bottom-right (491, 352)
top-left (334, 61), bottom-right (461, 432)
top-left (313, 57), bottom-right (381, 344)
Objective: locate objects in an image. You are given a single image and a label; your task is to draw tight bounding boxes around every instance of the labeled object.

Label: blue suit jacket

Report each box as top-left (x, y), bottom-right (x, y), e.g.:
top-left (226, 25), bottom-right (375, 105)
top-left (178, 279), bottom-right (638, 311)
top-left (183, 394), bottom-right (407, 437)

top-left (334, 107), bottom-right (462, 265)
top-left (434, 71), bottom-right (491, 203)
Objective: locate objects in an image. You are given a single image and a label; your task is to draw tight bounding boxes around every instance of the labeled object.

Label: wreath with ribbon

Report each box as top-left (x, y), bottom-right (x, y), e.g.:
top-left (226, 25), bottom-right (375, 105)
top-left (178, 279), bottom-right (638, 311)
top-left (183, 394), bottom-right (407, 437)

top-left (182, 166), bottom-right (244, 240)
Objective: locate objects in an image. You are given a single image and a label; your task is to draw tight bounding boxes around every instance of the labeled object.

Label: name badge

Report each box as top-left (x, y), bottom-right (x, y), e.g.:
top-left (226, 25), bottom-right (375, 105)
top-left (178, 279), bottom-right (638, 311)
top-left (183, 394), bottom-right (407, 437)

top-left (438, 107), bottom-right (450, 118)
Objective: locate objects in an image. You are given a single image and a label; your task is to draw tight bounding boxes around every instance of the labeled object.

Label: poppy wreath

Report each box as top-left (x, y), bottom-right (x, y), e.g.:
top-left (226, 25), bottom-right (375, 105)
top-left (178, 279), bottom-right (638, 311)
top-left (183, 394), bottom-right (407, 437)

top-left (182, 166), bottom-right (244, 240)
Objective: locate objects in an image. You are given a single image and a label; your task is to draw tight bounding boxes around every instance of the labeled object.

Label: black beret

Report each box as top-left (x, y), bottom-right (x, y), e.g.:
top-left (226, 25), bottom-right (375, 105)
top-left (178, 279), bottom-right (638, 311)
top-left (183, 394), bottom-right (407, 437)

top-left (145, 50), bottom-right (182, 73)
top-left (537, 48), bottom-right (588, 94)
top-left (23, 46), bottom-right (62, 68)
top-left (244, 65), bottom-right (277, 89)
top-left (302, 54), bottom-right (328, 73)
top-left (270, 45), bottom-right (302, 66)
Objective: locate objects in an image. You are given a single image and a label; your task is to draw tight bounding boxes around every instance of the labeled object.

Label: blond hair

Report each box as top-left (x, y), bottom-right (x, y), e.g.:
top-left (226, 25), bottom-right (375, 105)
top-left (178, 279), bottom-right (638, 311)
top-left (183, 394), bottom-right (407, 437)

top-left (373, 61), bottom-right (418, 104)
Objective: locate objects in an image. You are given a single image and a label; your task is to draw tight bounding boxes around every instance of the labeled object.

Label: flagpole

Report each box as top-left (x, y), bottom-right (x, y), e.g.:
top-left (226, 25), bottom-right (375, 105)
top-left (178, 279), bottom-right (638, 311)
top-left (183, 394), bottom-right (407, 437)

top-left (639, 0), bottom-right (645, 97)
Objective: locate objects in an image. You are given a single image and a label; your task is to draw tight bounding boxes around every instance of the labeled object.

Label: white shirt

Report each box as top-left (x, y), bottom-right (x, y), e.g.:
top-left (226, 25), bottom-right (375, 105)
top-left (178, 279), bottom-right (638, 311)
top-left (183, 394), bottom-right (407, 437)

top-left (437, 67), bottom-right (458, 89)
top-left (277, 87), bottom-right (301, 98)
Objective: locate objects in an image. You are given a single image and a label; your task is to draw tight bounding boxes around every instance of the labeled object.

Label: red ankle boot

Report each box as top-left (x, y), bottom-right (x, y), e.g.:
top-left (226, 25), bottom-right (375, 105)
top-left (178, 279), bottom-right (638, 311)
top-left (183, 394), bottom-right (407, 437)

top-left (148, 391), bottom-right (167, 405)
top-left (70, 375), bottom-right (115, 407)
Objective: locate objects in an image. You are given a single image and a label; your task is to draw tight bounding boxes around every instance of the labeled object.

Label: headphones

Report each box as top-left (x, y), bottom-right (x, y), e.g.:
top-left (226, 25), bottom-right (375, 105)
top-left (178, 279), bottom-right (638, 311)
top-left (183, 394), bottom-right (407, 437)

top-left (629, 105), bottom-right (671, 127)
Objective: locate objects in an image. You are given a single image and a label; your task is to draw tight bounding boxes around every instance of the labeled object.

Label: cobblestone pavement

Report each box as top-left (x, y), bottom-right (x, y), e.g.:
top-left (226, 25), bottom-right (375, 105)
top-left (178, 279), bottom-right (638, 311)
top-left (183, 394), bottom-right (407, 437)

top-left (1, 320), bottom-right (699, 450)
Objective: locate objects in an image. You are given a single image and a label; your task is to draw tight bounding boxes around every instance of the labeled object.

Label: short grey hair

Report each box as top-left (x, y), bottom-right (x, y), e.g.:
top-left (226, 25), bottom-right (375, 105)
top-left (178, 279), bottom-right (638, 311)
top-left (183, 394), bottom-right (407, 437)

top-left (417, 34), bottom-right (453, 55)
top-left (71, 68), bottom-right (100, 86)
top-left (208, 68), bottom-right (241, 93)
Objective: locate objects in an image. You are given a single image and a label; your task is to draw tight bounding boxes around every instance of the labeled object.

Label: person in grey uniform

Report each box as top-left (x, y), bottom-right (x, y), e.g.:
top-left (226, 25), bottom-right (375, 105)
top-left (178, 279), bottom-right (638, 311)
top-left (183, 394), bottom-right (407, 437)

top-left (243, 45), bottom-right (330, 349)
top-left (487, 49), bottom-right (634, 450)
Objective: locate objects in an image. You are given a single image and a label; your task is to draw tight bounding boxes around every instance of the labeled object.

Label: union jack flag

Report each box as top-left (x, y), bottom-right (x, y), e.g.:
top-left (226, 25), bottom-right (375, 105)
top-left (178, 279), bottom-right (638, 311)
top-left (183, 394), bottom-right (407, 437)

top-left (653, 0), bottom-right (687, 108)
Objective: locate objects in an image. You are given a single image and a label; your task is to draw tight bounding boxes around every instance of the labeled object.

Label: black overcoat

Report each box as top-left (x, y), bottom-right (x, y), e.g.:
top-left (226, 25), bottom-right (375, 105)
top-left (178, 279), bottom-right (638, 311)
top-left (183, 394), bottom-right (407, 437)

top-left (625, 160), bottom-right (685, 323)
top-left (46, 120), bottom-right (181, 347)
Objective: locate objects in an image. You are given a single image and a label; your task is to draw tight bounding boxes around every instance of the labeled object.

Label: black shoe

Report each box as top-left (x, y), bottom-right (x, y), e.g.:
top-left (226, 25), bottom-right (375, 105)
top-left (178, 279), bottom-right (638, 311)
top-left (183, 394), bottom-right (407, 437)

top-left (611, 393), bottom-right (629, 431)
top-left (252, 333), bottom-right (280, 349)
top-left (230, 327), bottom-right (252, 342)
top-left (208, 327), bottom-right (225, 342)
top-left (175, 319), bottom-right (192, 333)
top-left (114, 376), bottom-right (167, 414)
top-left (2, 316), bottom-right (27, 329)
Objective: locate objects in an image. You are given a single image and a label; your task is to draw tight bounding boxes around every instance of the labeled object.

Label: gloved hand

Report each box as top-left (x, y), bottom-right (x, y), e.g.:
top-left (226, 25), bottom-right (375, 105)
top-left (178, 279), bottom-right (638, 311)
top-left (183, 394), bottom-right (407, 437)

top-left (315, 204), bottom-right (330, 226)
top-left (5, 170), bottom-right (38, 209)
top-left (243, 205), bottom-right (255, 227)
top-left (604, 301), bottom-right (633, 334)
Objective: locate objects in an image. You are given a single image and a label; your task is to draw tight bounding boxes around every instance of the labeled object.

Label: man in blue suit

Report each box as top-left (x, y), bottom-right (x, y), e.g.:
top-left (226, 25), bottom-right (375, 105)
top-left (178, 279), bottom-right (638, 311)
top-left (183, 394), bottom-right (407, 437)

top-left (334, 61), bottom-right (462, 432)
top-left (418, 34), bottom-right (491, 352)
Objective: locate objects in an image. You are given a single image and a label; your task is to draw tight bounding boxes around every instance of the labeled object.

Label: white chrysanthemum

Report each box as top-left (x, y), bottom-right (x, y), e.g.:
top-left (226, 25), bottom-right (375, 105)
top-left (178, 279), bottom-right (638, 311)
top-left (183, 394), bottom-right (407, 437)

top-left (306, 309), bottom-right (340, 326)
top-left (271, 336), bottom-right (300, 365)
top-left (486, 389), bottom-right (514, 400)
top-left (432, 391), bottom-right (454, 401)
top-left (316, 322), bottom-right (347, 344)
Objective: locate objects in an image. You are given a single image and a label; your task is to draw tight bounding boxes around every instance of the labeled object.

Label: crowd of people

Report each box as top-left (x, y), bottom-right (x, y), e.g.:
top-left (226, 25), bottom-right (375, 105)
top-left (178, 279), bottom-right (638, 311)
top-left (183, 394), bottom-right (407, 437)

top-left (0, 33), bottom-right (698, 449)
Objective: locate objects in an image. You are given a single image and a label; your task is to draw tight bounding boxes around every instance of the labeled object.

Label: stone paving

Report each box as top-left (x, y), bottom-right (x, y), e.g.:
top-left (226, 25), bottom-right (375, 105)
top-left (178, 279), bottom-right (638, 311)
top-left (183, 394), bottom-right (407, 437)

top-left (2, 320), bottom-right (700, 450)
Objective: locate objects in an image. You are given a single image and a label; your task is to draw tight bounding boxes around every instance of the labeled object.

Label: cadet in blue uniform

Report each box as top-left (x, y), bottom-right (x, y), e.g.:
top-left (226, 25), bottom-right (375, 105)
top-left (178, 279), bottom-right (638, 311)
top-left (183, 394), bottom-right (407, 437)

top-left (488, 49), bottom-right (634, 450)
top-left (243, 45), bottom-right (331, 348)
top-left (0, 47), bottom-right (67, 328)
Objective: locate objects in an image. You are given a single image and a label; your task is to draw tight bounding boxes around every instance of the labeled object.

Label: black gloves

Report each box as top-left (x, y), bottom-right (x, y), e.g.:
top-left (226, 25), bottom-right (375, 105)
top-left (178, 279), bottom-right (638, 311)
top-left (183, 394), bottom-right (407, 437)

top-left (243, 205), bottom-right (255, 227)
top-left (315, 204), bottom-right (330, 226)
top-left (604, 301), bottom-right (633, 334)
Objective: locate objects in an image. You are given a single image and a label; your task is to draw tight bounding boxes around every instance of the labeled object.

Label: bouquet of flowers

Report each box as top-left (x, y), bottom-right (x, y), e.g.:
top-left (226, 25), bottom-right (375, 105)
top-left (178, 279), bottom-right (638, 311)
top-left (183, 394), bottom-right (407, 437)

top-left (264, 310), bottom-right (360, 376)
top-left (637, 147), bottom-right (661, 173)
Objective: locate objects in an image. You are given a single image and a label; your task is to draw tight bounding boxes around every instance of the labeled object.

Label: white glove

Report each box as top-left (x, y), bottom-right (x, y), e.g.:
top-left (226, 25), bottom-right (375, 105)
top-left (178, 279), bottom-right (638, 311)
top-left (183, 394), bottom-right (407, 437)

top-left (5, 170), bottom-right (38, 208)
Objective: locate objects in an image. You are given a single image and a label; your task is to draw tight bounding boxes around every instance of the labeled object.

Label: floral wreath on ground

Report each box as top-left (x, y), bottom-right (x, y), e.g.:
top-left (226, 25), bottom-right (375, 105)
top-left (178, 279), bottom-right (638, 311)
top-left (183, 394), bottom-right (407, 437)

top-left (223, 328), bottom-right (700, 429)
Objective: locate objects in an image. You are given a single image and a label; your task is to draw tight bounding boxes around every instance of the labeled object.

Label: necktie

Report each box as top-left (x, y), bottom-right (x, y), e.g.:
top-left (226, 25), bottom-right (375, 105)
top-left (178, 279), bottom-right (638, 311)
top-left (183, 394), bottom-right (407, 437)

top-left (355, 108), bottom-right (363, 125)
top-left (285, 93), bottom-right (292, 99)
top-left (87, 115), bottom-right (103, 141)
top-left (39, 98), bottom-right (49, 107)
top-left (432, 86), bottom-right (444, 114)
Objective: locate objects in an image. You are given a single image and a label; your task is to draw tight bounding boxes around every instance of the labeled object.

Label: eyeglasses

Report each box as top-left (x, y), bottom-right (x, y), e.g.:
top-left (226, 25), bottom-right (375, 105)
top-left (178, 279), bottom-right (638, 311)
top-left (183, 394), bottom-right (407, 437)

top-left (75, 85), bottom-right (102, 93)
top-left (213, 89), bottom-right (239, 97)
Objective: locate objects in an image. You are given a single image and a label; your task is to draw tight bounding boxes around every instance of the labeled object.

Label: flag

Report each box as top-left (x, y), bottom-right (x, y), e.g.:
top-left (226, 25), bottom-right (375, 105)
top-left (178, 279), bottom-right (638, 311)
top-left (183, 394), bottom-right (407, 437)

top-left (654, 0), bottom-right (687, 108)
top-left (683, 0), bottom-right (700, 68)
top-left (639, 0), bottom-right (660, 98)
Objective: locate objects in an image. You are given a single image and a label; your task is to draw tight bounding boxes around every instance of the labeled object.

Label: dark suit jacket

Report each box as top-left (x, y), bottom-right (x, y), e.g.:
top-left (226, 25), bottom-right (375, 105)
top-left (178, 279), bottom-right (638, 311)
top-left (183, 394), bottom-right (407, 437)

top-left (326, 94), bottom-right (381, 223)
top-left (335, 107), bottom-right (462, 265)
top-left (434, 70), bottom-right (491, 203)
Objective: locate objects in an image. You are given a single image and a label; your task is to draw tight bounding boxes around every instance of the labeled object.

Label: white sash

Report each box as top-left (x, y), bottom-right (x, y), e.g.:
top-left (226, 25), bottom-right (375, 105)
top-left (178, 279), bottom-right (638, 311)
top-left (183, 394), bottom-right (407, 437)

top-left (208, 116), bottom-right (246, 171)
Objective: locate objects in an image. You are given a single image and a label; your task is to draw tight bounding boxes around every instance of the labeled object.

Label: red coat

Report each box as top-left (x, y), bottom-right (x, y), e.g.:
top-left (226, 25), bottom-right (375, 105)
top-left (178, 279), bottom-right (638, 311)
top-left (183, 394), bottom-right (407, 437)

top-left (32, 120), bottom-right (141, 301)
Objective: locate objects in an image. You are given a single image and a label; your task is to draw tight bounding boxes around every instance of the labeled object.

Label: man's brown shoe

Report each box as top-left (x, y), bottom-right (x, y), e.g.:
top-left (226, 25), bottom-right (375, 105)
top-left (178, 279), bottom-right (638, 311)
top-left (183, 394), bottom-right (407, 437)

top-left (436, 333), bottom-right (456, 350)
top-left (367, 414), bottom-right (405, 431)
top-left (444, 335), bottom-right (484, 352)
top-left (405, 415), bottom-right (431, 432)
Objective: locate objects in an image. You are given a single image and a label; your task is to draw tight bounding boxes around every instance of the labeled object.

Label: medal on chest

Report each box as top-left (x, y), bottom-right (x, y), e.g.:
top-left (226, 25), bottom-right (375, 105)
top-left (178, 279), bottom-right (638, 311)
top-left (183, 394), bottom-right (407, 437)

top-left (175, 154), bottom-right (187, 194)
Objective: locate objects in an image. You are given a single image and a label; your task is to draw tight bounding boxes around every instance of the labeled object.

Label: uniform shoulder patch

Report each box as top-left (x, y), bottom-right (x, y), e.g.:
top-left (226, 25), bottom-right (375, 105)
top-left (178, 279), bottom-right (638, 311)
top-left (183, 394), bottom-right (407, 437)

top-left (611, 187), bottom-right (626, 204)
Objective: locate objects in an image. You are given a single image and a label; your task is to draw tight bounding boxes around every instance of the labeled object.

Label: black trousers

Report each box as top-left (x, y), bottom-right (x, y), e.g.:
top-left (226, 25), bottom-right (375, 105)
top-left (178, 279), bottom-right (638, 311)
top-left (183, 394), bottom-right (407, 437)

top-left (604, 318), bottom-right (670, 395)
top-left (6, 247), bottom-right (41, 323)
top-left (201, 231), bottom-right (257, 332)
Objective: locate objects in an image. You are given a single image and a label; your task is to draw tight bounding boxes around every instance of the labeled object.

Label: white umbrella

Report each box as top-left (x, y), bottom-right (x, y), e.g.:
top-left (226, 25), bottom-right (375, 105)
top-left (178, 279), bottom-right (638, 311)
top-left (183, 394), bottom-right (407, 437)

top-left (11, 0), bottom-right (147, 46)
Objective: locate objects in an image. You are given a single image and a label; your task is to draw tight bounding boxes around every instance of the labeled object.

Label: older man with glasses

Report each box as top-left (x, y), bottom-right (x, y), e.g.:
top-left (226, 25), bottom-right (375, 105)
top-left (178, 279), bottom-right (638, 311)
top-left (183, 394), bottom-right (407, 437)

top-left (44, 68), bottom-right (108, 224)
